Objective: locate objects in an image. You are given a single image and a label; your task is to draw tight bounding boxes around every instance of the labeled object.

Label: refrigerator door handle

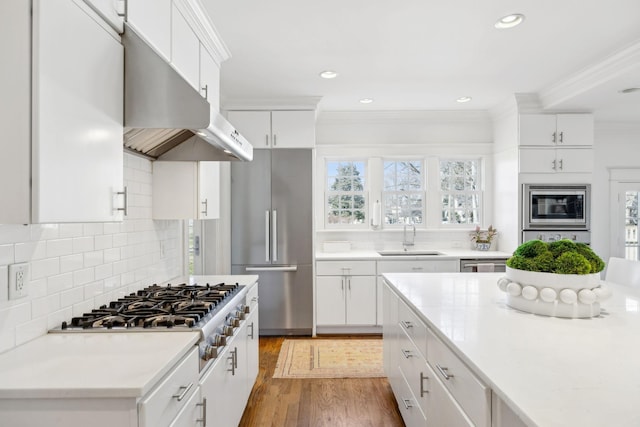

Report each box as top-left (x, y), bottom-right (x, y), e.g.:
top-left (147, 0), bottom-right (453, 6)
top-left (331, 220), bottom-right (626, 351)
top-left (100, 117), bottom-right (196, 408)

top-left (265, 210), bottom-right (270, 262)
top-left (245, 266), bottom-right (298, 272)
top-left (272, 210), bottom-right (278, 262)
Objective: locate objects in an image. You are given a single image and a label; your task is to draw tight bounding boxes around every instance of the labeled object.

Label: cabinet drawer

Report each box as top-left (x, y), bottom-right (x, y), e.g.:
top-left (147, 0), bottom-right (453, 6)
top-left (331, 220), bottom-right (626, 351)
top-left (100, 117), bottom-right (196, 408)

top-left (398, 328), bottom-right (430, 416)
top-left (426, 328), bottom-right (490, 427)
top-left (395, 366), bottom-right (427, 427)
top-left (377, 259), bottom-right (458, 273)
top-left (246, 283), bottom-right (259, 311)
top-left (398, 301), bottom-right (427, 359)
top-left (316, 260), bottom-right (376, 276)
top-left (139, 347), bottom-right (199, 427)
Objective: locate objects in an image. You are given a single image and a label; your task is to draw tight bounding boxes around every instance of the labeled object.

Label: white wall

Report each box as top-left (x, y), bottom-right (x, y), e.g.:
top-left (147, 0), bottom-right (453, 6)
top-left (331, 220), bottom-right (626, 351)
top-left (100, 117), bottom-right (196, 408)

top-left (315, 110), bottom-right (500, 250)
top-left (0, 153), bottom-right (183, 353)
top-left (591, 122), bottom-right (640, 263)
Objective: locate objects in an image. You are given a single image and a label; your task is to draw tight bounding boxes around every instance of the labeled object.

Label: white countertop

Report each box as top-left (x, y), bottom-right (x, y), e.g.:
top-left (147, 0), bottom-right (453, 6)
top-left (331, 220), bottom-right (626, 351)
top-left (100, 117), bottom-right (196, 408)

top-left (0, 274), bottom-right (259, 400)
top-left (383, 272), bottom-right (640, 427)
top-left (316, 249), bottom-right (512, 260)
top-left (0, 332), bottom-right (200, 399)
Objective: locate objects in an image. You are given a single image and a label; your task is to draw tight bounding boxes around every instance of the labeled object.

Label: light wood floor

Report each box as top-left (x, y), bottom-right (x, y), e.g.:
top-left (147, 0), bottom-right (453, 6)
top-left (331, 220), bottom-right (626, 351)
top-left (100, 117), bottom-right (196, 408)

top-left (238, 336), bottom-right (405, 427)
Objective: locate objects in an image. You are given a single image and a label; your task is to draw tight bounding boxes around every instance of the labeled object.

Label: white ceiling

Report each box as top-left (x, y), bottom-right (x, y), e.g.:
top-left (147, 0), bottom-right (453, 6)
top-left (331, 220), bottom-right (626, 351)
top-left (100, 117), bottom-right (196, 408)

top-left (203, 0), bottom-right (640, 122)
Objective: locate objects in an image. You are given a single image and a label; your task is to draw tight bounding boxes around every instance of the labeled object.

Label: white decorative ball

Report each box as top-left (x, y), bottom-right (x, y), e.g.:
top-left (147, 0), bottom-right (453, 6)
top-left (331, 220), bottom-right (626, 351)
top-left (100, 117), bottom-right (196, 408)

top-left (497, 277), bottom-right (510, 292)
top-left (559, 289), bottom-right (577, 304)
top-left (506, 282), bottom-right (522, 296)
top-left (521, 285), bottom-right (538, 301)
top-left (539, 287), bottom-right (557, 303)
top-left (578, 289), bottom-right (597, 304)
top-left (593, 286), bottom-right (613, 301)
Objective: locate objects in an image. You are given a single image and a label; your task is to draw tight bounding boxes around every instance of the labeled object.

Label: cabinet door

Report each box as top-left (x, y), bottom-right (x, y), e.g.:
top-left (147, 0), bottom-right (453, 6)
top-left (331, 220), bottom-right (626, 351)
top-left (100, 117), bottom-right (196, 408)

top-left (519, 148), bottom-right (557, 173)
top-left (555, 114), bottom-right (593, 146)
top-left (346, 276), bottom-right (377, 325)
top-left (170, 3), bottom-right (200, 91)
top-left (227, 111), bottom-right (272, 148)
top-left (127, 0), bottom-right (171, 60)
top-left (200, 348), bottom-right (244, 427)
top-left (198, 161), bottom-right (220, 219)
top-left (519, 114), bottom-right (557, 146)
top-left (33, 0), bottom-right (124, 223)
top-left (168, 386), bottom-right (203, 427)
top-left (245, 307), bottom-right (259, 391)
top-left (271, 110), bottom-right (316, 148)
top-left (152, 161), bottom-right (198, 219)
top-left (555, 149), bottom-right (594, 173)
top-left (200, 44), bottom-right (220, 112)
top-left (83, 0), bottom-right (124, 32)
top-left (428, 365), bottom-right (474, 427)
top-left (316, 276), bottom-right (346, 325)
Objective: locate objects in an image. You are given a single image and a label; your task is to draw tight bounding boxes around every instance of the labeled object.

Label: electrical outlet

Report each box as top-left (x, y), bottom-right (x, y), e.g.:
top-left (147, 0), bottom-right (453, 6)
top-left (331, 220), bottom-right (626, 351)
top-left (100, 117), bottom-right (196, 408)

top-left (8, 263), bottom-right (29, 300)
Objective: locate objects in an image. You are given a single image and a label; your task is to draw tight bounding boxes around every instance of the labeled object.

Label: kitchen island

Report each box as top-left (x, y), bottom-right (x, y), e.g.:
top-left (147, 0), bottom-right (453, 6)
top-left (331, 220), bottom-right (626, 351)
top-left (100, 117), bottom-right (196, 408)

top-left (383, 272), bottom-right (640, 427)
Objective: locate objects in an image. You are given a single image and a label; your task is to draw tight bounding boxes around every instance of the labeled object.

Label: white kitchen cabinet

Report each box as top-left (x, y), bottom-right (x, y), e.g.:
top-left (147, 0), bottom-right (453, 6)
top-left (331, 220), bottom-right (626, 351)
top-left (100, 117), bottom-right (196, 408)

top-left (200, 44), bottom-right (221, 112)
top-left (316, 261), bottom-right (377, 329)
top-left (519, 113), bottom-right (594, 146)
top-left (227, 110), bottom-right (316, 148)
top-left (83, 0), bottom-right (125, 32)
top-left (126, 0), bottom-right (172, 61)
top-left (0, 0), bottom-right (125, 224)
top-left (519, 147), bottom-right (594, 173)
top-left (168, 386), bottom-right (204, 427)
top-left (153, 161), bottom-right (220, 220)
top-left (171, 2), bottom-right (200, 91)
top-left (383, 282), bottom-right (400, 391)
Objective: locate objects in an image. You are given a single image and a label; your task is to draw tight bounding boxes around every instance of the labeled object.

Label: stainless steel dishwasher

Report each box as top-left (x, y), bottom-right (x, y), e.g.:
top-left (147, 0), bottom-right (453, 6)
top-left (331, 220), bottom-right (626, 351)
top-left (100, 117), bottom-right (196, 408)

top-left (460, 258), bottom-right (508, 272)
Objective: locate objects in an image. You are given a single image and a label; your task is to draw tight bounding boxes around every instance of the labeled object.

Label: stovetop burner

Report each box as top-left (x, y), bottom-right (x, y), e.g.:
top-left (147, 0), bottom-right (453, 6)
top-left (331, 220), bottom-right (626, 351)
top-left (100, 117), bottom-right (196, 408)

top-left (59, 282), bottom-right (241, 331)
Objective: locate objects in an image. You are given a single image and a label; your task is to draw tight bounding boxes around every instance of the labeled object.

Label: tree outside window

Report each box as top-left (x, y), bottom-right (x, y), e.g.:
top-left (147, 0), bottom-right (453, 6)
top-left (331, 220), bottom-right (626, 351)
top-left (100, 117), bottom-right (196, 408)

top-left (326, 161), bottom-right (366, 225)
top-left (383, 160), bottom-right (424, 225)
top-left (440, 160), bottom-right (481, 225)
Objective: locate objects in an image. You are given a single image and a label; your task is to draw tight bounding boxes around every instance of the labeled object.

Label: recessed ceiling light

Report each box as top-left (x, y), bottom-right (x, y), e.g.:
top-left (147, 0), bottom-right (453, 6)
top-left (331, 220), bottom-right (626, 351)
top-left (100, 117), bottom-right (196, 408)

top-left (319, 70), bottom-right (338, 79)
top-left (495, 13), bottom-right (525, 29)
top-left (619, 87), bottom-right (640, 94)
top-left (456, 96), bottom-right (472, 103)
top-left (359, 98), bottom-right (374, 104)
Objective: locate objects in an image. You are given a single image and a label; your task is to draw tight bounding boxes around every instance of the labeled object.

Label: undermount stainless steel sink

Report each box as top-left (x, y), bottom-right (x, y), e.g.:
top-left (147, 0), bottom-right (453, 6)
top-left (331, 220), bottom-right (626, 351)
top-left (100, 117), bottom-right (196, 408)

top-left (377, 250), bottom-right (444, 256)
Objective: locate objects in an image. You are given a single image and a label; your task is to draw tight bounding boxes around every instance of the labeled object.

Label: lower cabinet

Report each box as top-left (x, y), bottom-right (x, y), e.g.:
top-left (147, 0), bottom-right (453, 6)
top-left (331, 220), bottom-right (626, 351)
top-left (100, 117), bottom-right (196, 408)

top-left (316, 261), bottom-right (377, 331)
top-left (383, 279), bottom-right (490, 427)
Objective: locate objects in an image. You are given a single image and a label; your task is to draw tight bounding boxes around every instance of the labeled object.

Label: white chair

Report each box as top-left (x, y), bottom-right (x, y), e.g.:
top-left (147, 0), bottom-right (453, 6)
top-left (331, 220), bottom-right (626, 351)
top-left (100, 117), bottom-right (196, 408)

top-left (604, 257), bottom-right (640, 289)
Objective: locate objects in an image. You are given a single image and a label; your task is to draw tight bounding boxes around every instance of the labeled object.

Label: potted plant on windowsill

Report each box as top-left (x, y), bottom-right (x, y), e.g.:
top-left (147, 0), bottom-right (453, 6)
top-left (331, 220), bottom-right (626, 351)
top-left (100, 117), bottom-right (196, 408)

top-left (470, 225), bottom-right (497, 251)
top-left (497, 239), bottom-right (610, 318)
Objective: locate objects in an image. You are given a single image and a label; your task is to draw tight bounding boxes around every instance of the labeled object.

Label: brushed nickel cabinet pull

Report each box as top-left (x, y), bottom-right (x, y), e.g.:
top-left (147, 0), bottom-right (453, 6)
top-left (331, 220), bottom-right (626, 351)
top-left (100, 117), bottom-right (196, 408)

top-left (196, 397), bottom-right (207, 426)
top-left (172, 382), bottom-right (193, 401)
top-left (435, 363), bottom-right (454, 380)
top-left (420, 372), bottom-right (428, 397)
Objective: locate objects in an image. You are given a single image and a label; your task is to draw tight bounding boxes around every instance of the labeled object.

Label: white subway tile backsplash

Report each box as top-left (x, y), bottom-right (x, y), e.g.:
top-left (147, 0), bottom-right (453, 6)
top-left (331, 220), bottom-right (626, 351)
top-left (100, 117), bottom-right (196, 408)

top-left (0, 153), bottom-right (183, 353)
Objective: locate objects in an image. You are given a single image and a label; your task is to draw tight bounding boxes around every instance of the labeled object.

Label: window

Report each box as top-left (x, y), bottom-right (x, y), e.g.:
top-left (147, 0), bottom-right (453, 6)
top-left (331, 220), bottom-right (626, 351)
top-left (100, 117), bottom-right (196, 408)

top-left (326, 160), bottom-right (366, 225)
top-left (440, 159), bottom-right (481, 225)
top-left (382, 160), bottom-right (424, 225)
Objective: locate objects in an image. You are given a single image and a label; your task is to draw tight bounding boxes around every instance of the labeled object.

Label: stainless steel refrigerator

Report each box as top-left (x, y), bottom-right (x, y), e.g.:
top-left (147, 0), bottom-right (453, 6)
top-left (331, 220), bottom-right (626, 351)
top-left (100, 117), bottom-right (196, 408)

top-left (230, 149), bottom-right (313, 335)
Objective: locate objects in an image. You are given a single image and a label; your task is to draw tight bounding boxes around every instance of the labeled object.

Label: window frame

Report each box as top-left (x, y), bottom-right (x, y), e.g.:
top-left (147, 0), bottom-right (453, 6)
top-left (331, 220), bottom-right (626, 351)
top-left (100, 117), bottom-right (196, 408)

top-left (324, 158), bottom-right (369, 228)
top-left (438, 158), bottom-right (483, 227)
top-left (381, 158), bottom-right (426, 227)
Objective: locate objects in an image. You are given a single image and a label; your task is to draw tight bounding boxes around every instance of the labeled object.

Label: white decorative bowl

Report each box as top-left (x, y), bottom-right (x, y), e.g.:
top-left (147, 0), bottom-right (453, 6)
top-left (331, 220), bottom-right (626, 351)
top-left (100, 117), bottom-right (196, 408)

top-left (497, 267), bottom-right (612, 318)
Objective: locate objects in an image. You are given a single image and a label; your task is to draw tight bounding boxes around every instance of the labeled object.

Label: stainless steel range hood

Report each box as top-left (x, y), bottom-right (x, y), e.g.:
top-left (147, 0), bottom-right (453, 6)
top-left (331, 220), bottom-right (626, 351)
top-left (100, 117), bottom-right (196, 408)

top-left (122, 24), bottom-right (252, 162)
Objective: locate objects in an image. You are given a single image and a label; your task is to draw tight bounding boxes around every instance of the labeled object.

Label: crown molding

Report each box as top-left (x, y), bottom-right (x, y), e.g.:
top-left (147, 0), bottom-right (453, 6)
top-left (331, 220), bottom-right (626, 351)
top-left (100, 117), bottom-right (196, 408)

top-left (539, 39), bottom-right (640, 109)
top-left (222, 97), bottom-right (322, 111)
top-left (316, 110), bottom-right (491, 125)
top-left (174, 0), bottom-right (231, 66)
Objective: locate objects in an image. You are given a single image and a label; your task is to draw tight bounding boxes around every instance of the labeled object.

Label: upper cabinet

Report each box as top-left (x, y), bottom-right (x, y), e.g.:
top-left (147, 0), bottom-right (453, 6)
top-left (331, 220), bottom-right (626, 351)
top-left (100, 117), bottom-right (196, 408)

top-left (519, 114), bottom-right (594, 146)
top-left (0, 0), bottom-right (125, 224)
top-left (82, 0), bottom-right (125, 33)
top-left (227, 110), bottom-right (316, 148)
top-left (153, 161), bottom-right (220, 220)
top-left (199, 45), bottom-right (221, 113)
top-left (170, 3), bottom-right (200, 91)
top-left (126, 0), bottom-right (172, 61)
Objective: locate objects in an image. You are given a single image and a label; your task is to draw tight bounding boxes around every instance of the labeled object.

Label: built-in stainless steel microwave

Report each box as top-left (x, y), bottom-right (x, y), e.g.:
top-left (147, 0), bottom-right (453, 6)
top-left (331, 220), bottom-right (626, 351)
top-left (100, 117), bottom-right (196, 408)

top-left (523, 184), bottom-right (590, 230)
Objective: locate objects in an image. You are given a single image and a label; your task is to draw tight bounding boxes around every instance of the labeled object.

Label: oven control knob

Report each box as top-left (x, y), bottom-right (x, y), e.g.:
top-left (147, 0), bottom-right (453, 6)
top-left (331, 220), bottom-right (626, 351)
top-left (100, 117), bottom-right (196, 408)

top-left (203, 345), bottom-right (218, 361)
top-left (235, 309), bottom-right (247, 320)
top-left (223, 325), bottom-right (234, 336)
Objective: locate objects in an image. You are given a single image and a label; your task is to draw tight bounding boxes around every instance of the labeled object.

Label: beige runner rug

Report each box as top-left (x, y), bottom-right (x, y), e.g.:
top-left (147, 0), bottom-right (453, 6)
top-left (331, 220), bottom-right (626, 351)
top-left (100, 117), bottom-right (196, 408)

top-left (273, 338), bottom-right (384, 379)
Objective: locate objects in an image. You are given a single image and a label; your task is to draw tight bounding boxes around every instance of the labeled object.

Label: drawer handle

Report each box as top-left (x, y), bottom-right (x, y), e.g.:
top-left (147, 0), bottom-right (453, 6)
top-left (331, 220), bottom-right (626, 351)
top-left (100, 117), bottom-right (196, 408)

top-left (402, 398), bottom-right (413, 409)
top-left (227, 349), bottom-right (236, 375)
top-left (196, 397), bottom-right (207, 426)
top-left (435, 363), bottom-right (454, 380)
top-left (400, 320), bottom-right (413, 329)
top-left (419, 372), bottom-right (428, 397)
top-left (401, 349), bottom-right (413, 359)
top-left (172, 382), bottom-right (193, 402)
